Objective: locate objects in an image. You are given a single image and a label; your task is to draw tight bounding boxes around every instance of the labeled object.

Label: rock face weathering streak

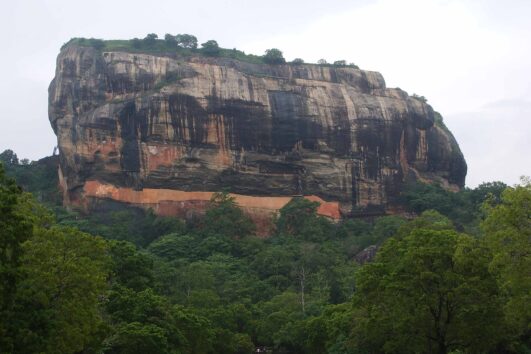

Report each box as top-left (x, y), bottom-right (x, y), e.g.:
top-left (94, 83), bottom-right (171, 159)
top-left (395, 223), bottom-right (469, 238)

top-left (49, 45), bottom-right (466, 233)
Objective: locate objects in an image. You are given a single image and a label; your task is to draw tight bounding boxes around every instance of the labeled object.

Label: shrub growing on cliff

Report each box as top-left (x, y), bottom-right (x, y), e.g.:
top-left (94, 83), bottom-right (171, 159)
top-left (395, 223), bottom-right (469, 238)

top-left (175, 34), bottom-right (198, 49)
top-left (412, 93), bottom-right (428, 103)
top-left (201, 40), bottom-right (220, 56)
top-left (164, 33), bottom-right (177, 47)
top-left (263, 48), bottom-right (286, 64)
top-left (333, 60), bottom-right (347, 66)
top-left (87, 38), bottom-right (105, 50)
top-left (291, 58), bottom-right (304, 65)
top-left (131, 38), bottom-right (142, 49)
top-left (143, 33), bottom-right (158, 48)
top-left (164, 34), bottom-right (198, 50)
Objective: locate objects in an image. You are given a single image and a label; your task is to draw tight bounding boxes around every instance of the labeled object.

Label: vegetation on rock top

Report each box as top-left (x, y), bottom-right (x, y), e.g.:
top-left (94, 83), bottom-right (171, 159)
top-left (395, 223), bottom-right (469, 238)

top-left (61, 34), bottom-right (360, 68)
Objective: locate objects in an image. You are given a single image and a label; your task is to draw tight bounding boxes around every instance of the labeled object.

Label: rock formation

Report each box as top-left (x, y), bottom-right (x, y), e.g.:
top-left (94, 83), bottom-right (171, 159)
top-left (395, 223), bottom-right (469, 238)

top-left (49, 44), bottom-right (466, 233)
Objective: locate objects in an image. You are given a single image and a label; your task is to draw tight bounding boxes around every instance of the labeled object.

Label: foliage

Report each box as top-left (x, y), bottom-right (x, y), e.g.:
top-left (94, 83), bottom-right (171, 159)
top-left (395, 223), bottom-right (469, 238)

top-left (60, 35), bottom-right (362, 69)
top-left (175, 34), bottom-right (198, 49)
top-left (143, 33), bottom-right (158, 47)
top-left (103, 322), bottom-right (170, 354)
top-left (0, 149), bottom-right (19, 164)
top-left (201, 191), bottom-right (255, 239)
top-left (2, 148), bottom-right (530, 352)
top-left (14, 226), bottom-right (109, 353)
top-left (275, 197), bottom-right (333, 241)
top-left (472, 180), bottom-right (508, 206)
top-left (58, 207), bottom-right (185, 247)
top-left (482, 177), bottom-right (531, 345)
top-left (412, 93), bottom-right (428, 103)
top-left (163, 33), bottom-right (198, 50)
top-left (201, 40), bottom-right (220, 56)
top-left (0, 163), bottom-right (33, 350)
top-left (401, 181), bottom-right (484, 230)
top-left (131, 37), bottom-right (142, 49)
top-left (291, 58), bottom-right (305, 64)
top-left (352, 211), bottom-right (504, 353)
top-left (263, 48), bottom-right (286, 64)
top-left (60, 37), bottom-right (104, 50)
top-left (164, 33), bottom-right (177, 47)
top-left (1, 155), bottom-right (61, 206)
top-left (108, 240), bottom-right (154, 291)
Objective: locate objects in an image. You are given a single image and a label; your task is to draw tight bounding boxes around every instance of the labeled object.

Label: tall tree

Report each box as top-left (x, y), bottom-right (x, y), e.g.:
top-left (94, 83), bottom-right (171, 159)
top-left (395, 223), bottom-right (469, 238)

top-left (143, 33), bottom-right (158, 47)
top-left (482, 178), bottom-right (531, 345)
top-left (14, 226), bottom-right (110, 353)
top-left (0, 164), bottom-right (32, 351)
top-left (201, 191), bottom-right (255, 239)
top-left (201, 40), bottom-right (220, 56)
top-left (263, 48), bottom-right (285, 64)
top-left (0, 149), bottom-right (19, 165)
top-left (175, 34), bottom-right (198, 49)
top-left (276, 197), bottom-right (332, 241)
top-left (352, 211), bottom-right (504, 354)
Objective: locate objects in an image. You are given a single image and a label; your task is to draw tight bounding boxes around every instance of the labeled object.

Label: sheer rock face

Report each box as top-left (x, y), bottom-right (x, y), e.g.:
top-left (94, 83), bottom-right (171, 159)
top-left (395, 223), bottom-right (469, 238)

top-left (49, 45), bottom-right (466, 230)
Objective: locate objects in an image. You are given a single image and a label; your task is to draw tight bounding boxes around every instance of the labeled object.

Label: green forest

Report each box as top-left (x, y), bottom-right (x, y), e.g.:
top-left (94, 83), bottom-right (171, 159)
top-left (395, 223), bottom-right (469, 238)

top-left (0, 151), bottom-right (529, 354)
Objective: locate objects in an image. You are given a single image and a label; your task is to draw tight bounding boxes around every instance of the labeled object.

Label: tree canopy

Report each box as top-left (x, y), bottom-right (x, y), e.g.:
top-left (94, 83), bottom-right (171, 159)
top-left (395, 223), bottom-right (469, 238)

top-left (263, 48), bottom-right (286, 64)
top-left (353, 211), bottom-right (504, 353)
top-left (1, 154), bottom-right (529, 353)
top-left (482, 178), bottom-right (531, 345)
top-left (201, 40), bottom-right (220, 56)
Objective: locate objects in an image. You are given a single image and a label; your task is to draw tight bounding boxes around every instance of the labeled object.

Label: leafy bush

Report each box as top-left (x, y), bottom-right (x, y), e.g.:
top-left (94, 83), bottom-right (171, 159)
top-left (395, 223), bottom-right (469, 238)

top-left (412, 93), bottom-right (427, 103)
top-left (333, 60), bottom-right (347, 66)
top-left (0, 149), bottom-right (18, 164)
top-left (175, 34), bottom-right (198, 49)
top-left (201, 40), bottom-right (220, 56)
top-left (200, 191), bottom-right (255, 239)
top-left (291, 58), bottom-right (304, 65)
top-left (163, 33), bottom-right (177, 47)
top-left (263, 48), bottom-right (285, 64)
top-left (143, 33), bottom-right (158, 47)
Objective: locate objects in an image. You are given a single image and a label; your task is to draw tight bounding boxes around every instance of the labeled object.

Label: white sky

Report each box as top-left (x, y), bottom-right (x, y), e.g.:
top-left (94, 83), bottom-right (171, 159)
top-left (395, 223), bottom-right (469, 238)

top-left (1, 0), bottom-right (529, 187)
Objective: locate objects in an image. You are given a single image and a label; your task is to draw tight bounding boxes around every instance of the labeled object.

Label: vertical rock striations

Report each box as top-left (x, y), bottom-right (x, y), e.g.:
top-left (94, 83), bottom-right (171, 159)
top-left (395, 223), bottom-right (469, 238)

top-left (49, 45), bottom-right (466, 231)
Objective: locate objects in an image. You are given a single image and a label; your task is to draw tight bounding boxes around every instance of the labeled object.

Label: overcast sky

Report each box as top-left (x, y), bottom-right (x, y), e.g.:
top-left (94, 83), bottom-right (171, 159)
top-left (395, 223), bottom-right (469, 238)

top-left (1, 0), bottom-right (529, 187)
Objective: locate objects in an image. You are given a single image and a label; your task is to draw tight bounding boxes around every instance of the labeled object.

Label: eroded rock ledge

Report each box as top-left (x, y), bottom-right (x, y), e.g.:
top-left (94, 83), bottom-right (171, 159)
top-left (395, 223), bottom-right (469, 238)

top-left (49, 45), bottom-right (466, 232)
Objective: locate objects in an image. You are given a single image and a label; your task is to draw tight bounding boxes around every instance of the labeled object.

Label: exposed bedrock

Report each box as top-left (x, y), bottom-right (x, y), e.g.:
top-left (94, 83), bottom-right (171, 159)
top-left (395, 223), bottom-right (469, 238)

top-left (49, 45), bottom-right (466, 232)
